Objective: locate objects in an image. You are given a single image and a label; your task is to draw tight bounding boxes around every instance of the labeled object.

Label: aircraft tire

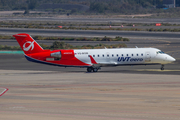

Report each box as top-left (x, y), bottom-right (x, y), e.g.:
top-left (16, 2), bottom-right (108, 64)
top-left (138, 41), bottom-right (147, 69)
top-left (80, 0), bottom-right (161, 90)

top-left (93, 68), bottom-right (98, 72)
top-left (87, 67), bottom-right (92, 72)
top-left (161, 65), bottom-right (164, 70)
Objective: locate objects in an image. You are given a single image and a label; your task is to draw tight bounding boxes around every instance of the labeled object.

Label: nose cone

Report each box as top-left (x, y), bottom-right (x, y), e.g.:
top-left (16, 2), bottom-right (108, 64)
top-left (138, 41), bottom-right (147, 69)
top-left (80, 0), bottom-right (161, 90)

top-left (167, 56), bottom-right (176, 62)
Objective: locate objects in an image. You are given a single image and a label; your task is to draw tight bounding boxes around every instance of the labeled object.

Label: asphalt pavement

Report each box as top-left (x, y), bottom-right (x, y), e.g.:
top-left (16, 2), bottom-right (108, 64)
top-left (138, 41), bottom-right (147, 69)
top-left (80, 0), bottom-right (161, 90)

top-left (1, 17), bottom-right (180, 24)
top-left (0, 27), bottom-right (180, 39)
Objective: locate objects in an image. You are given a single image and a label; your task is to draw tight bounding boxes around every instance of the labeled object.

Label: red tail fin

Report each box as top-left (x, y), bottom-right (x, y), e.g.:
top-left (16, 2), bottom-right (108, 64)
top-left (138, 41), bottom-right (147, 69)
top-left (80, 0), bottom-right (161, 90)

top-left (13, 33), bottom-right (44, 54)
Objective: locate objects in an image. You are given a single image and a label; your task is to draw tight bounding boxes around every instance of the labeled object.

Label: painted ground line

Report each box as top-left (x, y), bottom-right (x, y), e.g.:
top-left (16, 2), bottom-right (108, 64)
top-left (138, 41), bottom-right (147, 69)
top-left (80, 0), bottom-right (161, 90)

top-left (0, 88), bottom-right (9, 96)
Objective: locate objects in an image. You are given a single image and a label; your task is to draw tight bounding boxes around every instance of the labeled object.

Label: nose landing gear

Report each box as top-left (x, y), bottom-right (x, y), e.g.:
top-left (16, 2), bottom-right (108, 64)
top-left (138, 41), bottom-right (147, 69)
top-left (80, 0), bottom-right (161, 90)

top-left (161, 65), bottom-right (164, 70)
top-left (87, 67), bottom-right (100, 72)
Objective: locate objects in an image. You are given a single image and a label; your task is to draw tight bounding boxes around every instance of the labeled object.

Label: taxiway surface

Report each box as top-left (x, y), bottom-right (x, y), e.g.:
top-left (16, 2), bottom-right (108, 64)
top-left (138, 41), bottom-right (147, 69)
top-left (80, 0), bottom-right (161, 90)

top-left (0, 28), bottom-right (180, 39)
top-left (0, 67), bottom-right (180, 120)
top-left (1, 17), bottom-right (180, 24)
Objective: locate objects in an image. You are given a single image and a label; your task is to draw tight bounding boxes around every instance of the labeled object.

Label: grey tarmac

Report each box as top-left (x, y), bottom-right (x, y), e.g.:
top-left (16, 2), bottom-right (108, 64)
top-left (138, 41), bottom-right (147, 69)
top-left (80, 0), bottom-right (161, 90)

top-left (0, 28), bottom-right (180, 39)
top-left (1, 17), bottom-right (180, 24)
top-left (0, 67), bottom-right (180, 120)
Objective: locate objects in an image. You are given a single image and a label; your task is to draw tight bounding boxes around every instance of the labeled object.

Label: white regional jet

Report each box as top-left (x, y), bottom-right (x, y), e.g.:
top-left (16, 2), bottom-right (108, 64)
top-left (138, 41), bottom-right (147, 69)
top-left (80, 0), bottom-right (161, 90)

top-left (13, 33), bottom-right (176, 72)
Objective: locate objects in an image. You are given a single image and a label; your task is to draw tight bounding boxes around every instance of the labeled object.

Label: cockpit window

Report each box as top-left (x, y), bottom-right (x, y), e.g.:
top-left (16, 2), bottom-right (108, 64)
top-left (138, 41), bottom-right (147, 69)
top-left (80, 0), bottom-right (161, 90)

top-left (157, 51), bottom-right (165, 54)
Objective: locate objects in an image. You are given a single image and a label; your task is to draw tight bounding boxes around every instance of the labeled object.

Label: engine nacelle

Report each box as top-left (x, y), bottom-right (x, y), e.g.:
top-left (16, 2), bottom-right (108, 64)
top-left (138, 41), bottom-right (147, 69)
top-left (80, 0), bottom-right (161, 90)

top-left (50, 52), bottom-right (61, 58)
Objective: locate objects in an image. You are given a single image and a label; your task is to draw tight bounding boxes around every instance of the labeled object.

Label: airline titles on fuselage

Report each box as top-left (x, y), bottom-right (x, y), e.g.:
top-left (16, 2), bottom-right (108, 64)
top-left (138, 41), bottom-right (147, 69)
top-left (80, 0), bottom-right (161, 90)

top-left (117, 57), bottom-right (143, 62)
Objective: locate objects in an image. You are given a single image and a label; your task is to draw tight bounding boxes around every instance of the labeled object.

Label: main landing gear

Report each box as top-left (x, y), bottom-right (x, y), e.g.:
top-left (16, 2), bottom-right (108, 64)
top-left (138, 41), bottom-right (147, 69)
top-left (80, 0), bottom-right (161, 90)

top-left (87, 67), bottom-right (100, 72)
top-left (161, 64), bottom-right (164, 70)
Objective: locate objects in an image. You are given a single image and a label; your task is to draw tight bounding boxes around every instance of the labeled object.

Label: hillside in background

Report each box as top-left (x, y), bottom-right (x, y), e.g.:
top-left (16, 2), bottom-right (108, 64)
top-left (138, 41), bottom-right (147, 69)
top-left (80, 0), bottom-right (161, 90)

top-left (0, 0), bottom-right (180, 14)
top-left (36, 3), bottom-right (89, 13)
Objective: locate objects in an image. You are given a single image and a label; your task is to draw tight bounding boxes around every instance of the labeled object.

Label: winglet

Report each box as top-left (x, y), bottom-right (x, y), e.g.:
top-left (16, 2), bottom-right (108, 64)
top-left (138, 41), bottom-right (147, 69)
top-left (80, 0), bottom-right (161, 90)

top-left (89, 55), bottom-right (97, 64)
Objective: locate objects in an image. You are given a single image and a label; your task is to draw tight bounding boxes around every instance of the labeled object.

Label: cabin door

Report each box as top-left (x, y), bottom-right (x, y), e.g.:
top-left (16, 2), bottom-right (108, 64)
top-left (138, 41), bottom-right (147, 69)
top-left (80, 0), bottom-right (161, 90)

top-left (145, 52), bottom-right (151, 62)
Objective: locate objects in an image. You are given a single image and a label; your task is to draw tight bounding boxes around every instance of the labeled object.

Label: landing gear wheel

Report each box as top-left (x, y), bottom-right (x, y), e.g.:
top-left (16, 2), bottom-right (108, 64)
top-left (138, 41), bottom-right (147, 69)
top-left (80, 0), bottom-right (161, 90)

top-left (93, 68), bottom-right (98, 72)
top-left (87, 67), bottom-right (92, 72)
top-left (161, 65), bottom-right (164, 71)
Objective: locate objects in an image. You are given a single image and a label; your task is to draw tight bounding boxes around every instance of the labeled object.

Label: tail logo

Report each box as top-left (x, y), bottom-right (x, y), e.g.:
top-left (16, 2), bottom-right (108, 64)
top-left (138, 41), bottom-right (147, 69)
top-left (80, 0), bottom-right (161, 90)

top-left (23, 41), bottom-right (34, 51)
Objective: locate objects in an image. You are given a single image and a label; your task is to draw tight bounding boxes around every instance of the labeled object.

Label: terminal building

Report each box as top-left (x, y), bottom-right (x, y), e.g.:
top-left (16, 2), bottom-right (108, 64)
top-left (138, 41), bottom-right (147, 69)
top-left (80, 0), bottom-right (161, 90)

top-left (163, 0), bottom-right (176, 8)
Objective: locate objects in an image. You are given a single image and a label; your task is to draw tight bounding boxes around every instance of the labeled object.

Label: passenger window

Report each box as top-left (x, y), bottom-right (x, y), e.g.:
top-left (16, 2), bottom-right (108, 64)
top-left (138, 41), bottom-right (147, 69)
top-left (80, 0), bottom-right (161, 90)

top-left (127, 54), bottom-right (128, 56)
top-left (132, 54), bottom-right (133, 56)
top-left (98, 55), bottom-right (99, 57)
top-left (107, 54), bottom-right (109, 57)
top-left (93, 55), bottom-right (95, 57)
top-left (117, 54), bottom-right (118, 57)
top-left (122, 54), bottom-right (123, 56)
top-left (102, 54), bottom-right (104, 57)
top-left (112, 54), bottom-right (114, 57)
top-left (137, 54), bottom-right (138, 56)
top-left (141, 54), bottom-right (143, 56)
